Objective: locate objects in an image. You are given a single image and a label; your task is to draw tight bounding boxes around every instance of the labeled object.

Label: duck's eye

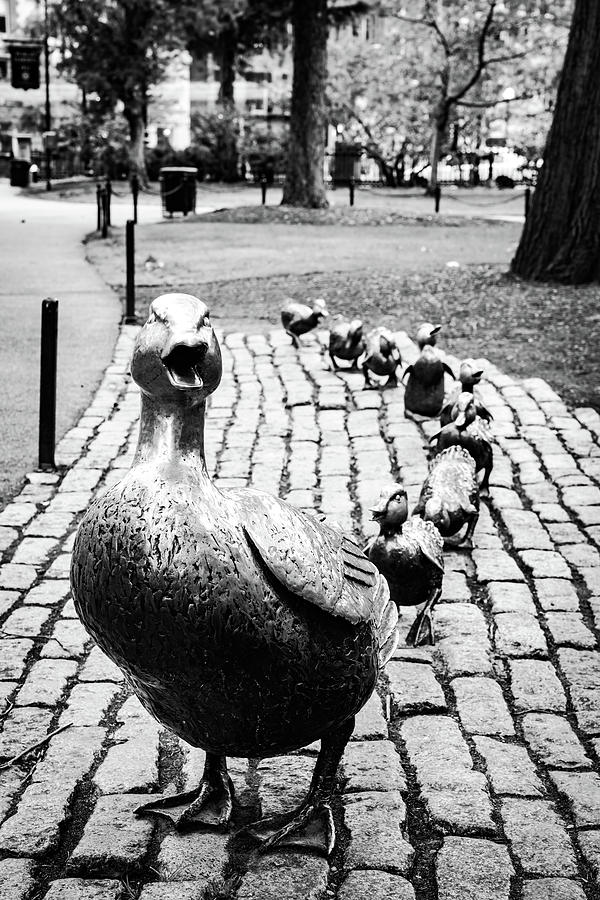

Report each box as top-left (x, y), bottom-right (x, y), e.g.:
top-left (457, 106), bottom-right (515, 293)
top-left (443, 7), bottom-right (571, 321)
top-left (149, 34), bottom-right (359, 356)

top-left (201, 315), bottom-right (210, 328)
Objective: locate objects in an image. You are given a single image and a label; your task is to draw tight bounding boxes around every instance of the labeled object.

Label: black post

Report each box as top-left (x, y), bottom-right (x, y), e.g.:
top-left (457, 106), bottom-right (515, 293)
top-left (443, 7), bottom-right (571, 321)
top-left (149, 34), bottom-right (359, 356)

top-left (39, 298), bottom-right (58, 469)
top-left (105, 177), bottom-right (112, 227)
top-left (131, 174), bottom-right (139, 224)
top-left (260, 175), bottom-right (267, 205)
top-left (96, 183), bottom-right (102, 231)
top-left (101, 187), bottom-right (108, 238)
top-left (349, 176), bottom-right (355, 207)
top-left (43, 0), bottom-right (51, 192)
top-left (125, 219), bottom-right (136, 323)
top-left (524, 186), bottom-right (531, 219)
top-left (434, 184), bottom-right (441, 213)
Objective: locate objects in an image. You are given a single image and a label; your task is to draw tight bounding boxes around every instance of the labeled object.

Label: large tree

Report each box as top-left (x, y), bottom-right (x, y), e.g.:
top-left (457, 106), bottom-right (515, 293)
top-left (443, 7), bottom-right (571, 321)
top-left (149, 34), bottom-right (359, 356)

top-left (511, 0), bottom-right (600, 283)
top-left (52, 0), bottom-right (235, 182)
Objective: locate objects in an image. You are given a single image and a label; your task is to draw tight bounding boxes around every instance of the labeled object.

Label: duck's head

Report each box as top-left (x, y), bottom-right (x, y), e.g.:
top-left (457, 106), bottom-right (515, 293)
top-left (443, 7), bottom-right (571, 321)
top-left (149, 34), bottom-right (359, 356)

top-left (312, 298), bottom-right (329, 320)
top-left (370, 485), bottom-right (409, 531)
top-left (349, 318), bottom-right (363, 337)
top-left (416, 322), bottom-right (442, 349)
top-left (459, 359), bottom-right (484, 389)
top-left (453, 392), bottom-right (477, 428)
top-left (131, 293), bottom-right (222, 403)
top-left (423, 496), bottom-right (451, 533)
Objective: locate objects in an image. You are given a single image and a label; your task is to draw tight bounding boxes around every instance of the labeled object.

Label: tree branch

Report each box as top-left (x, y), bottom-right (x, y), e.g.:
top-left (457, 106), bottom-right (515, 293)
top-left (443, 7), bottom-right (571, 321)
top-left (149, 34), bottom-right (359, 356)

top-left (448, 0), bottom-right (496, 105)
top-left (456, 93), bottom-right (532, 109)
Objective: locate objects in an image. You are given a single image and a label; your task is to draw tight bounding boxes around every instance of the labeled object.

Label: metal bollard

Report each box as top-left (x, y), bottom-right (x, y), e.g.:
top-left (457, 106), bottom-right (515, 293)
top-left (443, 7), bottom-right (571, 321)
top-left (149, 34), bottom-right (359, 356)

top-left (260, 175), bottom-right (267, 206)
top-left (105, 177), bottom-right (112, 227)
top-left (101, 188), bottom-right (108, 239)
top-left (349, 177), bottom-right (355, 207)
top-left (434, 184), bottom-right (441, 213)
top-left (125, 219), bottom-right (136, 323)
top-left (131, 174), bottom-right (139, 225)
top-left (96, 183), bottom-right (102, 231)
top-left (524, 186), bottom-right (531, 219)
top-left (39, 298), bottom-right (58, 470)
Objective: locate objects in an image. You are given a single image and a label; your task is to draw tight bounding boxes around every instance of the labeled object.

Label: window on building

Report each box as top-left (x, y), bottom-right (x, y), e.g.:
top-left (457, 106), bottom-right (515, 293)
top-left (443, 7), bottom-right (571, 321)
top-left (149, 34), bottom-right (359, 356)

top-left (0, 15), bottom-right (6, 32)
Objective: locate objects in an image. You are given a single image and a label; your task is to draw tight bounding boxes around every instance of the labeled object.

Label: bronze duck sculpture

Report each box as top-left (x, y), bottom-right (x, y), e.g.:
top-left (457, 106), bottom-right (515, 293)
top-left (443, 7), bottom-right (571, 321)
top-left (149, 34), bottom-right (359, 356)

top-left (362, 327), bottom-right (401, 389)
top-left (403, 322), bottom-right (455, 418)
top-left (440, 359), bottom-right (493, 427)
top-left (329, 317), bottom-right (365, 370)
top-left (413, 445), bottom-right (480, 549)
top-left (70, 293), bottom-right (397, 856)
top-left (431, 392), bottom-right (493, 496)
top-left (281, 297), bottom-right (328, 347)
top-left (365, 486), bottom-right (444, 646)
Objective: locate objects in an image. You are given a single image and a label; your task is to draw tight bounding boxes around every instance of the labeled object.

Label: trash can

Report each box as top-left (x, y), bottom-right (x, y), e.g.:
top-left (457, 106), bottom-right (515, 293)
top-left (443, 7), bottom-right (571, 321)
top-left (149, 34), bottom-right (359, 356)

top-left (159, 166), bottom-right (198, 217)
top-left (10, 158), bottom-right (31, 188)
top-left (331, 143), bottom-right (361, 187)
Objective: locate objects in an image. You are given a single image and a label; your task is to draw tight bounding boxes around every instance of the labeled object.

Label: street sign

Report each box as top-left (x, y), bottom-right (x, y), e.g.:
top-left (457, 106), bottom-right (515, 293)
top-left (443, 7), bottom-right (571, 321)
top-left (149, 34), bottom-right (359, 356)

top-left (8, 42), bottom-right (42, 91)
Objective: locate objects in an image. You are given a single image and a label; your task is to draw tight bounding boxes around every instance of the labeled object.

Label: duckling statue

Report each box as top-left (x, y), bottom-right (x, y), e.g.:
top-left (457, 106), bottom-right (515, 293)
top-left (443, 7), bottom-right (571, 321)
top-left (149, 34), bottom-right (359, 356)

top-left (70, 293), bottom-right (398, 857)
top-left (281, 297), bottom-right (328, 347)
top-left (365, 486), bottom-right (444, 646)
top-left (413, 445), bottom-right (480, 549)
top-left (362, 327), bottom-right (401, 389)
top-left (329, 317), bottom-right (365, 370)
top-left (431, 393), bottom-right (493, 496)
top-left (403, 322), bottom-right (455, 418)
top-left (440, 359), bottom-right (493, 427)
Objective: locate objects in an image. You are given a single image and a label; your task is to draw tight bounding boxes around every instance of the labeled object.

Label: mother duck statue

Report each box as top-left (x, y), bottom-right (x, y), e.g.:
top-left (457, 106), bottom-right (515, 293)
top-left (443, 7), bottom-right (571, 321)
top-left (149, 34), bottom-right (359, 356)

top-left (70, 293), bottom-right (398, 857)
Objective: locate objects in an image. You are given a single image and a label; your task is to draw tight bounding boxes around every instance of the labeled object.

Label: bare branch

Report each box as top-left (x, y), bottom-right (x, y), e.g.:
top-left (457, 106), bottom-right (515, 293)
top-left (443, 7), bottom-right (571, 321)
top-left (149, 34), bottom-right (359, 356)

top-left (448, 0), bottom-right (497, 105)
top-left (456, 93), bottom-right (532, 109)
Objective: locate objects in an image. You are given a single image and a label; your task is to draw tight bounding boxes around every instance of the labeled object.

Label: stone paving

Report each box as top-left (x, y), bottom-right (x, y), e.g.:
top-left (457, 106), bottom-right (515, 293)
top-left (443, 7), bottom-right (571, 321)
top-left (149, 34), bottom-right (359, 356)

top-left (1, 322), bottom-right (600, 900)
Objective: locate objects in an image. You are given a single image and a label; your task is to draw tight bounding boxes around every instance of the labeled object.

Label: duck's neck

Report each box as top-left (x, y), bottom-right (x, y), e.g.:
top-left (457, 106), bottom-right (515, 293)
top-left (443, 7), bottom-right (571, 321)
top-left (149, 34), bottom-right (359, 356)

top-left (134, 393), bottom-right (208, 476)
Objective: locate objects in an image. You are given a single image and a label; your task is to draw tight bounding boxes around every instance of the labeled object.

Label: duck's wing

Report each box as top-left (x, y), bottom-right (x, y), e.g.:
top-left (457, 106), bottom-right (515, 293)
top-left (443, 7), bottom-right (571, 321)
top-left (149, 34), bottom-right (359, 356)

top-left (402, 516), bottom-right (444, 572)
top-left (237, 489), bottom-right (395, 637)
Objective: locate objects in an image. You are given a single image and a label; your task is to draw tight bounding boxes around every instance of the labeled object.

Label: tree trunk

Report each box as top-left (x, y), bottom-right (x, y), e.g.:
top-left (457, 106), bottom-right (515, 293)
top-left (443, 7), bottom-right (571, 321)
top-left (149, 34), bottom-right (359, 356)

top-left (124, 104), bottom-right (148, 185)
top-left (215, 27), bottom-right (239, 182)
top-left (217, 26), bottom-right (236, 105)
top-left (428, 122), bottom-right (444, 194)
top-left (511, 0), bottom-right (600, 283)
top-left (282, 0), bottom-right (328, 208)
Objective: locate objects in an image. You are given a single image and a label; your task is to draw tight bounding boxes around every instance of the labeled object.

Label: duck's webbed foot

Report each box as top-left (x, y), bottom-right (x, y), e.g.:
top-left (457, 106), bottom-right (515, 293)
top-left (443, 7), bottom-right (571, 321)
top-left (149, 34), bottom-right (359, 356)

top-left (406, 587), bottom-right (442, 646)
top-left (244, 716), bottom-right (354, 856)
top-left (135, 752), bottom-right (233, 830)
top-left (384, 372), bottom-right (398, 388)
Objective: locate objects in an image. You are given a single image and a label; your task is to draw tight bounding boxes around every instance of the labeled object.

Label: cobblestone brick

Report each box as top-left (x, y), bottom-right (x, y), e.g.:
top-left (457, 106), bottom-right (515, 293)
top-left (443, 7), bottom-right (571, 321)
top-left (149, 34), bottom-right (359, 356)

top-left (494, 612), bottom-right (548, 658)
top-left (472, 551), bottom-right (525, 583)
top-left (68, 794), bottom-right (154, 875)
top-left (387, 660), bottom-right (446, 715)
top-left (338, 870), bottom-right (415, 900)
top-left (352, 690), bottom-right (388, 739)
top-left (344, 790), bottom-right (413, 874)
top-left (434, 605), bottom-right (494, 676)
top-left (257, 755), bottom-right (315, 818)
top-left (0, 589), bottom-right (18, 617)
top-left (157, 831), bottom-right (228, 882)
top-left (0, 563), bottom-right (37, 590)
top-left (11, 536), bottom-right (59, 566)
top-left (43, 879), bottom-right (123, 899)
top-left (544, 613), bottom-right (596, 649)
top-left (41, 618), bottom-right (90, 659)
top-left (23, 579), bottom-right (70, 606)
top-left (522, 714), bottom-right (591, 769)
top-left (557, 649), bottom-right (600, 735)
top-left (237, 852), bottom-right (329, 900)
top-left (24, 512), bottom-right (74, 538)
top-left (452, 677), bottom-right (514, 736)
top-left (521, 879), bottom-right (586, 900)
top-left (138, 884), bottom-right (206, 900)
top-left (0, 527), bottom-right (17, 553)
top-left (509, 659), bottom-right (567, 712)
top-left (473, 736), bottom-right (543, 796)
top-left (500, 798), bottom-right (577, 876)
top-left (0, 858), bottom-right (36, 900)
top-left (535, 579), bottom-right (580, 612)
top-left (0, 637), bottom-right (33, 679)
top-left (94, 696), bottom-right (160, 794)
top-left (60, 682), bottom-right (120, 727)
top-left (0, 706), bottom-right (54, 759)
top-left (2, 603), bottom-right (52, 636)
top-left (402, 715), bottom-right (495, 833)
top-left (79, 646), bottom-right (125, 683)
top-left (499, 510), bottom-right (553, 550)
top-left (576, 830), bottom-right (600, 885)
top-left (549, 771), bottom-right (600, 826)
top-left (519, 551), bottom-right (572, 580)
top-left (0, 503), bottom-right (37, 527)
top-left (343, 740), bottom-right (406, 793)
top-left (487, 582), bottom-right (536, 615)
top-left (436, 836), bottom-right (513, 900)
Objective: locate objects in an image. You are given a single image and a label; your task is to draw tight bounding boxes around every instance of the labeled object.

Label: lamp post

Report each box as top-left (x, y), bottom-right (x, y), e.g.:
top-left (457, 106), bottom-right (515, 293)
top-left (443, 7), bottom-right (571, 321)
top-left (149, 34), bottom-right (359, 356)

top-left (43, 0), bottom-right (51, 191)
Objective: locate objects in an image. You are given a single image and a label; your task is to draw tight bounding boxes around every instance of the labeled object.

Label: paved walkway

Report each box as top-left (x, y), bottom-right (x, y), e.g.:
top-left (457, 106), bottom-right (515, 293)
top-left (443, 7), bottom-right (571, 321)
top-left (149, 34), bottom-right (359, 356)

top-left (1, 321), bottom-right (600, 900)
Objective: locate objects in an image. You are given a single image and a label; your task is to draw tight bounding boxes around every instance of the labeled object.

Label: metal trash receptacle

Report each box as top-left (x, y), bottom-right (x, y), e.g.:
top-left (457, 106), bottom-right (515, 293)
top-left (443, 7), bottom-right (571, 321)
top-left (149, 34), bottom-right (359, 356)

top-left (331, 143), bottom-right (361, 186)
top-left (10, 158), bottom-right (31, 188)
top-left (159, 166), bottom-right (198, 217)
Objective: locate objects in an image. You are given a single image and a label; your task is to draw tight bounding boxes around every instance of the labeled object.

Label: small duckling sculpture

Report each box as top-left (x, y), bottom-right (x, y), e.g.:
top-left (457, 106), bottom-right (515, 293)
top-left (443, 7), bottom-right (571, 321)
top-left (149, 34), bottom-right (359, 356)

top-left (403, 322), bottom-right (455, 418)
top-left (362, 327), bottom-right (401, 389)
top-left (365, 485), bottom-right (444, 646)
top-left (71, 293), bottom-right (398, 857)
top-left (281, 297), bottom-right (328, 347)
top-left (413, 446), bottom-right (480, 549)
top-left (432, 393), bottom-right (493, 496)
top-left (440, 359), bottom-right (493, 427)
top-left (329, 318), bottom-right (365, 370)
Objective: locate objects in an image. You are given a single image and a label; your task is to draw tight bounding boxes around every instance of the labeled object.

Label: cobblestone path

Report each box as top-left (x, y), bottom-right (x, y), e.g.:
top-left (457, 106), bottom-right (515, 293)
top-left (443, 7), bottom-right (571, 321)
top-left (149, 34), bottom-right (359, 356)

top-left (1, 324), bottom-right (600, 900)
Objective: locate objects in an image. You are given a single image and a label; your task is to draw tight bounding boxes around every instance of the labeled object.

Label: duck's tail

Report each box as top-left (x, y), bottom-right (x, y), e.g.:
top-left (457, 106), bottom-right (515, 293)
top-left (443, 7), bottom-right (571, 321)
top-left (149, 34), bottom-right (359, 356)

top-left (372, 572), bottom-right (398, 668)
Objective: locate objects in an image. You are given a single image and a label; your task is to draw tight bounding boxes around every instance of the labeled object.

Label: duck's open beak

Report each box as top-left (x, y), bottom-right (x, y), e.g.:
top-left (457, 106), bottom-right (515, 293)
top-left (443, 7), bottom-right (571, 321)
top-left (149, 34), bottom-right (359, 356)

top-left (162, 338), bottom-right (208, 390)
